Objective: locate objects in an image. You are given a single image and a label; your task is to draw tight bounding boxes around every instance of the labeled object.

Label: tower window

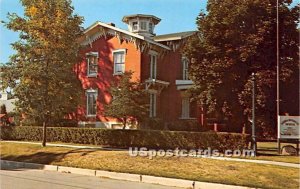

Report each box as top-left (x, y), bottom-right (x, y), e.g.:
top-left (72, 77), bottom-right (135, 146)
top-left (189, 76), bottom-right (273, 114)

top-left (140, 21), bottom-right (147, 30)
top-left (132, 22), bottom-right (138, 31)
top-left (149, 22), bottom-right (153, 33)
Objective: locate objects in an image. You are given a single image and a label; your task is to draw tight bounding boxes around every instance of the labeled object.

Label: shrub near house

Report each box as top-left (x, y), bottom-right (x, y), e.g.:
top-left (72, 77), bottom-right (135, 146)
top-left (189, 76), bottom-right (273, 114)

top-left (0, 126), bottom-right (249, 151)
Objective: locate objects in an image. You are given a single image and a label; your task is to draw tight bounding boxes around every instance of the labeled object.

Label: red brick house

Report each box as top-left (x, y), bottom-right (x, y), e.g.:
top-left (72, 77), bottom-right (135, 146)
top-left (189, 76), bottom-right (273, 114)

top-left (76, 14), bottom-right (203, 128)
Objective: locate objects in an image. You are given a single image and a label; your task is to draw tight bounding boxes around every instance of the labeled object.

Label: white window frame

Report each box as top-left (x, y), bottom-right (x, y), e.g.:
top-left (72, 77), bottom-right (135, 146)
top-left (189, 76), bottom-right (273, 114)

top-left (86, 89), bottom-right (98, 117)
top-left (86, 52), bottom-right (99, 77)
top-left (149, 91), bottom-right (157, 118)
top-left (132, 21), bottom-right (138, 31)
top-left (149, 50), bottom-right (158, 79)
top-left (148, 22), bottom-right (153, 33)
top-left (140, 21), bottom-right (147, 31)
top-left (112, 49), bottom-right (126, 75)
top-left (182, 57), bottom-right (189, 80)
top-left (181, 97), bottom-right (190, 119)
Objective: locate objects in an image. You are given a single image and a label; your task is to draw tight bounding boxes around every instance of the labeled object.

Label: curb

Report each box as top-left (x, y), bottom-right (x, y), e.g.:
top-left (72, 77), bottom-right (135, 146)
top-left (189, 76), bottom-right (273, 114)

top-left (0, 160), bottom-right (255, 189)
top-left (58, 166), bottom-right (96, 176)
top-left (96, 170), bottom-right (141, 182)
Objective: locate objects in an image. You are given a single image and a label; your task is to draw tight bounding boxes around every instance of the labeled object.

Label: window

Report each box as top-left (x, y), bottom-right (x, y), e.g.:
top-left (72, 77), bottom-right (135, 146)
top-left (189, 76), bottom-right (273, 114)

top-left (132, 22), bottom-right (138, 31)
top-left (86, 52), bottom-right (98, 77)
top-left (182, 57), bottom-right (189, 80)
top-left (149, 93), bottom-right (157, 117)
top-left (113, 50), bottom-right (126, 74)
top-left (150, 53), bottom-right (157, 79)
top-left (149, 22), bottom-right (153, 33)
top-left (140, 21), bottom-right (147, 30)
top-left (86, 90), bottom-right (97, 116)
top-left (181, 97), bottom-right (190, 118)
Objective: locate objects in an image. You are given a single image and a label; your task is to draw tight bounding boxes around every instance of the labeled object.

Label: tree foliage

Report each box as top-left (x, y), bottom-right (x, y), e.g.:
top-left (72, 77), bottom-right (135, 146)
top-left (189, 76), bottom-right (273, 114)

top-left (184, 0), bottom-right (299, 137)
top-left (104, 72), bottom-right (149, 129)
top-left (0, 104), bottom-right (7, 115)
top-left (1, 0), bottom-right (84, 125)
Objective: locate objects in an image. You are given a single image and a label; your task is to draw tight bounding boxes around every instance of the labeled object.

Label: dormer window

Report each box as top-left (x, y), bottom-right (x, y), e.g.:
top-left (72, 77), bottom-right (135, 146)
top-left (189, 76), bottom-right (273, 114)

top-left (132, 22), bottom-right (138, 31)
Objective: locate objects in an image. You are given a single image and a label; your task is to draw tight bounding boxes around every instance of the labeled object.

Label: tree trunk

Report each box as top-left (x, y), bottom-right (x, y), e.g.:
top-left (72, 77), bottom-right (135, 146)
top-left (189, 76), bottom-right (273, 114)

top-left (42, 60), bottom-right (49, 147)
top-left (122, 118), bottom-right (127, 129)
top-left (42, 120), bottom-right (47, 147)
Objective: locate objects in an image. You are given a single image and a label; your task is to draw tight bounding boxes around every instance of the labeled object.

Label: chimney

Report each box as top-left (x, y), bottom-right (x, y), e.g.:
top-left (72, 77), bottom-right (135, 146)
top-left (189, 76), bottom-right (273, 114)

top-left (107, 22), bottom-right (115, 27)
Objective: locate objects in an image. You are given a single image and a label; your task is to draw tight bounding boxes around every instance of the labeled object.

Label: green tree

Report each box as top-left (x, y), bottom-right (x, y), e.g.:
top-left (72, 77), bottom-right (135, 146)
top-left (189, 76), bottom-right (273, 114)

top-left (2, 0), bottom-right (84, 145)
top-left (104, 72), bottom-right (149, 129)
top-left (0, 104), bottom-right (7, 114)
top-left (184, 0), bottom-right (299, 137)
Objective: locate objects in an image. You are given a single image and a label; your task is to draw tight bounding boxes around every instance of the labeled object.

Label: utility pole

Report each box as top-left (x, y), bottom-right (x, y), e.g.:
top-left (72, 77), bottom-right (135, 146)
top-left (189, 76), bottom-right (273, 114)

top-left (252, 73), bottom-right (257, 156)
top-left (276, 0), bottom-right (281, 154)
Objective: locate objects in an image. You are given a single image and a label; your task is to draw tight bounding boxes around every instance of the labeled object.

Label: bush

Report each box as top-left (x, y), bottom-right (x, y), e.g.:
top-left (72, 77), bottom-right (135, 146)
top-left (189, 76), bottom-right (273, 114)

top-left (143, 118), bottom-right (165, 130)
top-left (0, 126), bottom-right (249, 152)
top-left (167, 119), bottom-right (209, 132)
top-left (55, 119), bottom-right (78, 127)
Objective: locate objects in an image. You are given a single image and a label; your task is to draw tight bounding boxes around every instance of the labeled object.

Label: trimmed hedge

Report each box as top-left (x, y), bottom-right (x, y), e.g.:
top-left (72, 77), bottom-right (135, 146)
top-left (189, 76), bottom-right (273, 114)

top-left (0, 126), bottom-right (250, 152)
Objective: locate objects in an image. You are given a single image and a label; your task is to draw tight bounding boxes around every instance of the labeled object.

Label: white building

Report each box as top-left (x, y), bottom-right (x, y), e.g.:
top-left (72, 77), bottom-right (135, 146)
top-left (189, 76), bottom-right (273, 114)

top-left (0, 89), bottom-right (16, 113)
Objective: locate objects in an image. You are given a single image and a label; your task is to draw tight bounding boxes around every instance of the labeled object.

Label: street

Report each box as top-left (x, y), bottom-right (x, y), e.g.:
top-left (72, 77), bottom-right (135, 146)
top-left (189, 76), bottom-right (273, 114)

top-left (0, 169), bottom-right (180, 189)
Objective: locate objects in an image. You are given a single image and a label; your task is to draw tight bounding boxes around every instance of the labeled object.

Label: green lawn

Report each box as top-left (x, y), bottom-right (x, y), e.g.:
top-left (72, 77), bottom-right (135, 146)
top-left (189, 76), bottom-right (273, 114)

top-left (16, 141), bottom-right (300, 164)
top-left (0, 142), bottom-right (299, 189)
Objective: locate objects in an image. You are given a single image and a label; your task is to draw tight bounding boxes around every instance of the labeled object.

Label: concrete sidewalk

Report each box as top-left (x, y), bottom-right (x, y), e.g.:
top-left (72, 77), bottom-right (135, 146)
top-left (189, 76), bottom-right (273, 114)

top-left (2, 140), bottom-right (299, 168)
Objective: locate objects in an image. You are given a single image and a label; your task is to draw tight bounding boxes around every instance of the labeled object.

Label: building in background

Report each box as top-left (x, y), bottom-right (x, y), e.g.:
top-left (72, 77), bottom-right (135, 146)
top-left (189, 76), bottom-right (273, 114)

top-left (0, 89), bottom-right (16, 113)
top-left (76, 14), bottom-right (203, 128)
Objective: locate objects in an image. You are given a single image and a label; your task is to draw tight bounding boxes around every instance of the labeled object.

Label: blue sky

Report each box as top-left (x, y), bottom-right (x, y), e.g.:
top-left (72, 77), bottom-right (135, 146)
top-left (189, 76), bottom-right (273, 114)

top-left (0, 0), bottom-right (207, 63)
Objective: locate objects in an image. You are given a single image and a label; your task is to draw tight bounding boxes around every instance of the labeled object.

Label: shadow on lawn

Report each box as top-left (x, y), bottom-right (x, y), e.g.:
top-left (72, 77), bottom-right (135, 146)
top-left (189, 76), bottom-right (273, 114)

top-left (1, 148), bottom-right (97, 165)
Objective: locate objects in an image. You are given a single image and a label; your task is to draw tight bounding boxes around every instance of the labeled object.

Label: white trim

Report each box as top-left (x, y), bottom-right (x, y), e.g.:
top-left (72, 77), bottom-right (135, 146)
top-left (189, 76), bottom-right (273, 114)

top-left (148, 89), bottom-right (158, 94)
top-left (176, 85), bottom-right (193, 90)
top-left (78, 121), bottom-right (133, 129)
top-left (153, 32), bottom-right (197, 42)
top-left (85, 52), bottom-right (99, 56)
top-left (112, 49), bottom-right (126, 75)
top-left (82, 21), bottom-right (171, 50)
top-left (175, 80), bottom-right (194, 90)
top-left (175, 80), bottom-right (194, 85)
top-left (112, 49), bottom-right (127, 53)
top-left (145, 79), bottom-right (170, 86)
top-left (179, 117), bottom-right (197, 120)
top-left (149, 50), bottom-right (158, 55)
